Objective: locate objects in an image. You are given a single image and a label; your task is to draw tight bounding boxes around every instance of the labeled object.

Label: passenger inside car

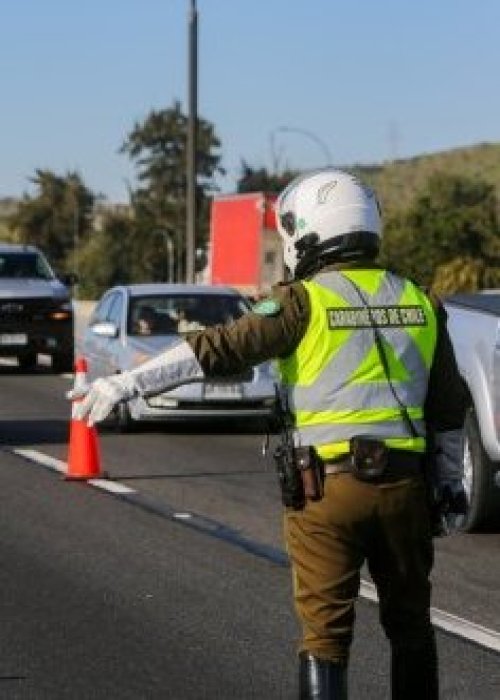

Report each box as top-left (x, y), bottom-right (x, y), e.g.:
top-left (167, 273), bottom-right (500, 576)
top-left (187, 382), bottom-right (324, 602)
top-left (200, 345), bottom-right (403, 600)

top-left (134, 304), bottom-right (178, 335)
top-left (135, 306), bottom-right (159, 335)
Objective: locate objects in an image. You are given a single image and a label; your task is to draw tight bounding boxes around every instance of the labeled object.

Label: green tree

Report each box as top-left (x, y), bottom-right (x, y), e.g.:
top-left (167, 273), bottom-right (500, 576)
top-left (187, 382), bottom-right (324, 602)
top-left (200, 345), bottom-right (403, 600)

top-left (380, 172), bottom-right (500, 291)
top-left (236, 161), bottom-right (297, 194)
top-left (75, 212), bottom-right (136, 299)
top-left (10, 170), bottom-right (94, 272)
top-left (76, 211), bottom-right (179, 299)
top-left (120, 101), bottom-right (224, 277)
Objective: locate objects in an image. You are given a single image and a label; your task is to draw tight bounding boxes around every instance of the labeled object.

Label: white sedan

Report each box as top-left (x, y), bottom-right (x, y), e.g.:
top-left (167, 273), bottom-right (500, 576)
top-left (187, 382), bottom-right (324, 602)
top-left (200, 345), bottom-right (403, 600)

top-left (81, 283), bottom-right (277, 430)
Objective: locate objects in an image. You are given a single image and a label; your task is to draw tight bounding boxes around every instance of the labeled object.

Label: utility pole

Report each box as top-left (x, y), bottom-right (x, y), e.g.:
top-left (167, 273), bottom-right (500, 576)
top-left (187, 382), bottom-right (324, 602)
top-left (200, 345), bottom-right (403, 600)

top-left (186, 0), bottom-right (198, 283)
top-left (73, 201), bottom-right (79, 299)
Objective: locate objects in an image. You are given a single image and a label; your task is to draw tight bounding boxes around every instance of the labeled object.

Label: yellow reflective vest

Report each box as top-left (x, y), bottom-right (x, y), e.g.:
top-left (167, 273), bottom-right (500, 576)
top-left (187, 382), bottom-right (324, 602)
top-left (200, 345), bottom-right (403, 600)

top-left (278, 269), bottom-right (438, 460)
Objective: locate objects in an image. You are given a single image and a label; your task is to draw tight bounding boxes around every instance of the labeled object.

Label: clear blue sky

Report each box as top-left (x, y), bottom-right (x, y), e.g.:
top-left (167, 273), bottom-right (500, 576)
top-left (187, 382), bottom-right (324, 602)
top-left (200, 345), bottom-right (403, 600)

top-left (2, 0), bottom-right (500, 203)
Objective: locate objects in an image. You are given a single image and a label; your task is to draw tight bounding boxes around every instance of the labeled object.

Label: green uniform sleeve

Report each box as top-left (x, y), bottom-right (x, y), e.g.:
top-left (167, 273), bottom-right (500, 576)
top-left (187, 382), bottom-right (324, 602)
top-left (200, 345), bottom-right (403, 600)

top-left (185, 283), bottom-right (310, 377)
top-left (424, 298), bottom-right (468, 431)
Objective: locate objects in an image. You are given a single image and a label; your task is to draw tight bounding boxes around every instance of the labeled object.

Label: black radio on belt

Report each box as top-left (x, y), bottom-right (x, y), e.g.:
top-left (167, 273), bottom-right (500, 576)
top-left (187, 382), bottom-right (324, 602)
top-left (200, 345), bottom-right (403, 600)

top-left (273, 441), bottom-right (305, 510)
top-left (272, 385), bottom-right (326, 509)
top-left (349, 437), bottom-right (389, 482)
top-left (273, 445), bottom-right (324, 510)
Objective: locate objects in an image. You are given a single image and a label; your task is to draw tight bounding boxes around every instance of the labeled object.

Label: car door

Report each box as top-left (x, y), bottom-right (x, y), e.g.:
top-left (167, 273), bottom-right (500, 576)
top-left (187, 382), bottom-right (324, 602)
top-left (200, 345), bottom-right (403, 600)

top-left (102, 291), bottom-right (124, 374)
top-left (97, 292), bottom-right (125, 377)
top-left (84, 292), bottom-right (119, 379)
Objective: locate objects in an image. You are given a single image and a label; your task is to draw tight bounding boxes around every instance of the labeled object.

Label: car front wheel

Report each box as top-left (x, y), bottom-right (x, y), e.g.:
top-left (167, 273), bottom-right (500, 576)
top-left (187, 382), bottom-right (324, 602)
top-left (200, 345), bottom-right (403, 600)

top-left (18, 351), bottom-right (38, 370)
top-left (115, 400), bottom-right (135, 433)
top-left (52, 350), bottom-right (74, 373)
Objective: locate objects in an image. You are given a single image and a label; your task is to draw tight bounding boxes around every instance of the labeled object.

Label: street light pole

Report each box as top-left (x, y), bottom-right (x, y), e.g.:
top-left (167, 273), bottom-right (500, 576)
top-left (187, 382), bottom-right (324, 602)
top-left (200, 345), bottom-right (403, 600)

top-left (271, 126), bottom-right (333, 171)
top-left (186, 0), bottom-right (198, 284)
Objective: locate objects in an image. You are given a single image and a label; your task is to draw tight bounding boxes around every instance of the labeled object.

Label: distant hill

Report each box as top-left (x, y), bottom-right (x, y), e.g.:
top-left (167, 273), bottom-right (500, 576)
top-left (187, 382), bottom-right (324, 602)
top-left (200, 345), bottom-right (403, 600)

top-left (0, 197), bottom-right (20, 219)
top-left (2, 141), bottom-right (500, 222)
top-left (351, 142), bottom-right (500, 215)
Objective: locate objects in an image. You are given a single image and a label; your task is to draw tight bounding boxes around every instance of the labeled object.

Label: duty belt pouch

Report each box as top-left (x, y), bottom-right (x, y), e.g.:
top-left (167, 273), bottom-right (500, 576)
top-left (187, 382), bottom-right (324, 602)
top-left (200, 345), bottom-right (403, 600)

top-left (349, 437), bottom-right (388, 482)
top-left (296, 446), bottom-right (325, 502)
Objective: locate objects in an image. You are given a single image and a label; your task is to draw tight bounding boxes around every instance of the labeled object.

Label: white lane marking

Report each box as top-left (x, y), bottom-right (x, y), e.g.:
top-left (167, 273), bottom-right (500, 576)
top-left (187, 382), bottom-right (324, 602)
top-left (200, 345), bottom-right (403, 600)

top-left (361, 580), bottom-right (500, 652)
top-left (88, 478), bottom-right (135, 494)
top-left (11, 448), bottom-right (135, 494)
top-left (431, 609), bottom-right (500, 652)
top-left (9, 447), bottom-right (500, 653)
top-left (13, 448), bottom-right (66, 474)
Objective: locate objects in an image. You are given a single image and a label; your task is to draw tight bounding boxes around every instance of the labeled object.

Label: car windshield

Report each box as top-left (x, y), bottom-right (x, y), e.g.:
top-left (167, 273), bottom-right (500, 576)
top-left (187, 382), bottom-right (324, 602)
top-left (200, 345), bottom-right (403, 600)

top-left (128, 293), bottom-right (250, 336)
top-left (0, 252), bottom-right (54, 280)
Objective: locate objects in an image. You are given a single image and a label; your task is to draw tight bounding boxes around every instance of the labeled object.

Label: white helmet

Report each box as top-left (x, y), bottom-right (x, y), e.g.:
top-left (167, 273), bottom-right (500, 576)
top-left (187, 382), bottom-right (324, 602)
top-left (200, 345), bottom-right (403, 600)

top-left (276, 168), bottom-right (382, 277)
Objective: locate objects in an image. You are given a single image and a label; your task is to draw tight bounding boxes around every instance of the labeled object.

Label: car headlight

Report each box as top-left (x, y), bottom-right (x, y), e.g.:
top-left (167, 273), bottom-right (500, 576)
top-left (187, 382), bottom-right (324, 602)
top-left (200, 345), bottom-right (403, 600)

top-left (49, 301), bottom-right (73, 320)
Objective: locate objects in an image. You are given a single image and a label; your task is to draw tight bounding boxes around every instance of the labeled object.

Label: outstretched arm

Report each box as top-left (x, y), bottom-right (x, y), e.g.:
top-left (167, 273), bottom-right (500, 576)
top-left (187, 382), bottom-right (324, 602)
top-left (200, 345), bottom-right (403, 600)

top-left (70, 339), bottom-right (204, 425)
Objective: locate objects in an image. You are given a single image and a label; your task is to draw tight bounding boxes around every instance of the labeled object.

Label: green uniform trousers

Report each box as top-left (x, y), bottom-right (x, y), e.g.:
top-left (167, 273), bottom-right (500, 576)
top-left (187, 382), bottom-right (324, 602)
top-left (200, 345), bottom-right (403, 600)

top-left (284, 471), bottom-right (435, 664)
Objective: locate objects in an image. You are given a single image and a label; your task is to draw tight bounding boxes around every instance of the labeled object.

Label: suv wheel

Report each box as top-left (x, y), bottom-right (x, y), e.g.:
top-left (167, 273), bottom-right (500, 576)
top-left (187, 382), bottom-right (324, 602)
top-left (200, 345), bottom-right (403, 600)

top-left (116, 401), bottom-right (135, 433)
top-left (52, 351), bottom-right (74, 373)
top-left (18, 351), bottom-right (38, 370)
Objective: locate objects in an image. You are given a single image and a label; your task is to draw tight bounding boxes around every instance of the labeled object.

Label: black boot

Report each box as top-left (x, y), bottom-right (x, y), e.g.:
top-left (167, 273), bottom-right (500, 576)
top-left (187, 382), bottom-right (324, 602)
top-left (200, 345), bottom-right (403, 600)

top-left (299, 651), bottom-right (348, 699)
top-left (391, 636), bottom-right (439, 700)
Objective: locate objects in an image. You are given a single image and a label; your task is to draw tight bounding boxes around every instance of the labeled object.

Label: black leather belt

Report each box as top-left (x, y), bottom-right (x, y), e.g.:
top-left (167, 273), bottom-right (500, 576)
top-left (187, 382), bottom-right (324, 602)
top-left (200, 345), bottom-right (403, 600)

top-left (324, 450), bottom-right (423, 481)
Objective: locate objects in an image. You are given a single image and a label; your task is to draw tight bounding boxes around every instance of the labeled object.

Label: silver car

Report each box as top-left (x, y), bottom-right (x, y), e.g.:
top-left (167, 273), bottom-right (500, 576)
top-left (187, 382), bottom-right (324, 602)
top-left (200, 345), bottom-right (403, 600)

top-left (81, 283), bottom-right (277, 430)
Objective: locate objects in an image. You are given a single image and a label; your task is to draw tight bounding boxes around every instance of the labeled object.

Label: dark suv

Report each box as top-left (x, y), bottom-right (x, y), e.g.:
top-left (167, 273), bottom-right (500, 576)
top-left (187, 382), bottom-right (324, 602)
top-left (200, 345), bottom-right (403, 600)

top-left (0, 243), bottom-right (75, 372)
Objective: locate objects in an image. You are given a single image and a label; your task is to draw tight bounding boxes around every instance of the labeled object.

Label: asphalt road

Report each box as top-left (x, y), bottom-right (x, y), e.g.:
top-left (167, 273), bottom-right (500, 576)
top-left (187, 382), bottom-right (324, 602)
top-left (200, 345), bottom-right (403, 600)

top-left (1, 363), bottom-right (500, 698)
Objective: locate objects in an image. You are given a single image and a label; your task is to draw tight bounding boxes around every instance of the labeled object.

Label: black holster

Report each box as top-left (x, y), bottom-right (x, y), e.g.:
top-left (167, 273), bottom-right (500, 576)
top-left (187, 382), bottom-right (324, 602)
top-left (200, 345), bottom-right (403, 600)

top-left (296, 446), bottom-right (325, 502)
top-left (273, 445), bottom-right (324, 510)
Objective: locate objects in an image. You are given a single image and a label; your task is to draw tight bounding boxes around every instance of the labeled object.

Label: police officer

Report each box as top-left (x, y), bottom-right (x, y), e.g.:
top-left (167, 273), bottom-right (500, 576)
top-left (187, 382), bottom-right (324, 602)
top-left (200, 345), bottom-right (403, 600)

top-left (73, 169), bottom-right (467, 699)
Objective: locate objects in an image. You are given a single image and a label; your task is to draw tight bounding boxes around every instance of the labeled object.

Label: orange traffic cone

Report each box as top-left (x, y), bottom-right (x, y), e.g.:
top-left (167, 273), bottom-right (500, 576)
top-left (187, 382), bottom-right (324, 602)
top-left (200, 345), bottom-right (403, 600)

top-left (66, 357), bottom-right (102, 480)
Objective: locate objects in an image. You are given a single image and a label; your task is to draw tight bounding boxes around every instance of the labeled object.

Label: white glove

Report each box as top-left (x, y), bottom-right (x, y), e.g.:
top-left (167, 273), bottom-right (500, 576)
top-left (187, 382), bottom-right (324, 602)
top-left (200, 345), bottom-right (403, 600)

top-left (67, 340), bottom-right (204, 426)
top-left (69, 374), bottom-right (136, 426)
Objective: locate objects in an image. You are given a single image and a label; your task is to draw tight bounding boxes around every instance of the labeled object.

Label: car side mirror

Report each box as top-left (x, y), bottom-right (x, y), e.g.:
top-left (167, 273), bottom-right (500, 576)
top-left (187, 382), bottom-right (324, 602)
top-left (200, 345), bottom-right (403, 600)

top-left (91, 321), bottom-right (119, 339)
